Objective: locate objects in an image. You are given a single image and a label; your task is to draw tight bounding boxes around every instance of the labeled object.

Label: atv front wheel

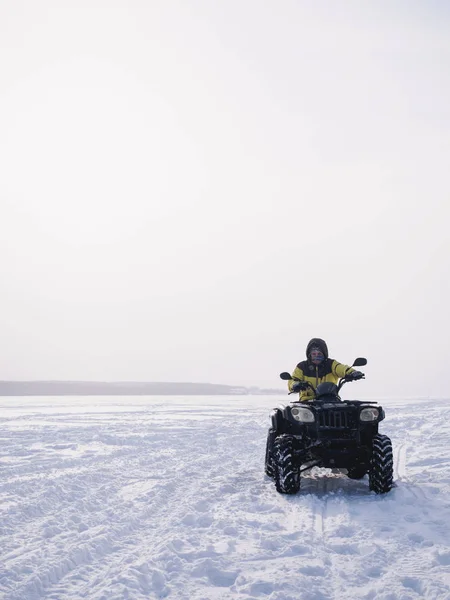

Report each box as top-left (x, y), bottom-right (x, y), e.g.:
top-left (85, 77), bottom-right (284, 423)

top-left (273, 435), bottom-right (300, 494)
top-left (369, 434), bottom-right (394, 494)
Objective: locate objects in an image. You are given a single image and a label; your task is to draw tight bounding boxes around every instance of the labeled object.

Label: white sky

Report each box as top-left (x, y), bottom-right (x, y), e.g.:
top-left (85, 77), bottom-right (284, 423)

top-left (1, 0), bottom-right (449, 397)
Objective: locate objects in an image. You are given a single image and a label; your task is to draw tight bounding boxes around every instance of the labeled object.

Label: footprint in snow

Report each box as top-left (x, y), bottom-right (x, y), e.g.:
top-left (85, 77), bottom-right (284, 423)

top-left (194, 500), bottom-right (209, 512)
top-left (298, 564), bottom-right (326, 577)
top-left (180, 513), bottom-right (213, 528)
top-left (401, 576), bottom-right (424, 594)
top-left (191, 558), bottom-right (238, 587)
top-left (435, 550), bottom-right (450, 565)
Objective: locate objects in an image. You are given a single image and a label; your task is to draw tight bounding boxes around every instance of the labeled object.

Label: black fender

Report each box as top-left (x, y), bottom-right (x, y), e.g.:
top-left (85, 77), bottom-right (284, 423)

top-left (270, 408), bottom-right (283, 431)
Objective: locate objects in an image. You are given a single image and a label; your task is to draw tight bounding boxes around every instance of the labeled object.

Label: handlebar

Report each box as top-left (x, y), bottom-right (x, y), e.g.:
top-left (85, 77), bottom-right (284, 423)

top-left (288, 373), bottom-right (365, 396)
top-left (288, 381), bottom-right (314, 395)
top-left (337, 373), bottom-right (365, 392)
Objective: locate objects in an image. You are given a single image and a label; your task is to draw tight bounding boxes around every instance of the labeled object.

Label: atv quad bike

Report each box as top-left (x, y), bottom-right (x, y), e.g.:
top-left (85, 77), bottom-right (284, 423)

top-left (265, 358), bottom-right (394, 494)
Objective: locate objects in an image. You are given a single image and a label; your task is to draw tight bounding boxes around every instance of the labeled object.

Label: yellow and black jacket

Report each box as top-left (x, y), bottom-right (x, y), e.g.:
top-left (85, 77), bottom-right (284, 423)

top-left (288, 338), bottom-right (355, 402)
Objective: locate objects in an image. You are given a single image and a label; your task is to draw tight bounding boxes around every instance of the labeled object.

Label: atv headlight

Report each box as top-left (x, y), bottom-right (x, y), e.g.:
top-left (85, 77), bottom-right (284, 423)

top-left (291, 406), bottom-right (315, 423)
top-left (360, 407), bottom-right (379, 422)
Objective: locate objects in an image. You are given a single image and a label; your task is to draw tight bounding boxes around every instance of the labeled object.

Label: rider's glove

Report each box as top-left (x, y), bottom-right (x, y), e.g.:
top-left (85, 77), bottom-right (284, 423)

top-left (348, 370), bottom-right (364, 380)
top-left (292, 381), bottom-right (306, 392)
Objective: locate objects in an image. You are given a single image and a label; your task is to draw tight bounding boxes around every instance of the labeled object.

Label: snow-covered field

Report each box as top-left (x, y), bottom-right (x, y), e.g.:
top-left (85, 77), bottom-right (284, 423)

top-left (0, 394), bottom-right (449, 600)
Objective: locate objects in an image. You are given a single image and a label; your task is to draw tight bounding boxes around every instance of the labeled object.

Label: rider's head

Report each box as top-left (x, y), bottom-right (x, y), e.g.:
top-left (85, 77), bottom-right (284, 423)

top-left (306, 338), bottom-right (328, 365)
top-left (309, 347), bottom-right (325, 365)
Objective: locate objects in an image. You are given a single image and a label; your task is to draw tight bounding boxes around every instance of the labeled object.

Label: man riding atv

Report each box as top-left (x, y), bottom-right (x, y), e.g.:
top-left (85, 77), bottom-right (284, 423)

top-left (289, 338), bottom-right (364, 402)
top-left (266, 342), bottom-right (394, 494)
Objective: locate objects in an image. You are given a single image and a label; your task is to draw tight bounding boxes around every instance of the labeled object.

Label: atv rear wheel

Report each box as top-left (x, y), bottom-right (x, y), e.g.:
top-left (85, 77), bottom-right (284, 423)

top-left (369, 434), bottom-right (393, 494)
top-left (273, 435), bottom-right (300, 494)
top-left (265, 428), bottom-right (276, 478)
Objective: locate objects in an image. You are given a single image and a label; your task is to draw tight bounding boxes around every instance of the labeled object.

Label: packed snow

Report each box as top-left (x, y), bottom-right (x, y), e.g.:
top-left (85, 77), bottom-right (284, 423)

top-left (0, 394), bottom-right (449, 600)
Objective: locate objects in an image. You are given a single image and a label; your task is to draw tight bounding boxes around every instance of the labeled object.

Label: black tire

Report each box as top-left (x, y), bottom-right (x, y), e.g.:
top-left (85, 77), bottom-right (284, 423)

top-left (265, 428), bottom-right (276, 478)
top-left (369, 434), bottom-right (394, 494)
top-left (273, 435), bottom-right (300, 494)
top-left (347, 466), bottom-right (367, 480)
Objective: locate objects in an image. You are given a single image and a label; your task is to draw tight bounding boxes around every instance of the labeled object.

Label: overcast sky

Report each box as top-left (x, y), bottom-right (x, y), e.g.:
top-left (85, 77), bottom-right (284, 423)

top-left (1, 0), bottom-right (449, 398)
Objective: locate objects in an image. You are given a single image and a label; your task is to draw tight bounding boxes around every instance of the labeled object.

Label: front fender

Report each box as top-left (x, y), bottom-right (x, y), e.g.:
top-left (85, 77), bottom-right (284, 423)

top-left (270, 408), bottom-right (283, 430)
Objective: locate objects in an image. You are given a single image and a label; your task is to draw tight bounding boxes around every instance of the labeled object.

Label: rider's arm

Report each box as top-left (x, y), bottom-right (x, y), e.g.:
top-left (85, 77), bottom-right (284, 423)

top-left (288, 366), bottom-right (304, 392)
top-left (332, 361), bottom-right (354, 378)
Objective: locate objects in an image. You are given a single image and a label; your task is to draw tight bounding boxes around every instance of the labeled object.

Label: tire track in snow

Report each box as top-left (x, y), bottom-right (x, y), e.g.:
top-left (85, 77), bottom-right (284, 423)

top-left (2, 396), bottom-right (450, 600)
top-left (393, 442), bottom-right (407, 481)
top-left (313, 497), bottom-right (326, 539)
top-left (0, 426), bottom-right (201, 598)
top-left (3, 421), bottom-right (255, 600)
top-left (5, 479), bottom-right (173, 598)
top-left (0, 440), bottom-right (168, 562)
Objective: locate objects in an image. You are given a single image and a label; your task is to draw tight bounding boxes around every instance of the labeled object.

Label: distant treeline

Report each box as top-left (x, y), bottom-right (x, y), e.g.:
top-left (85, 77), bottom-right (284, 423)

top-left (0, 381), bottom-right (283, 396)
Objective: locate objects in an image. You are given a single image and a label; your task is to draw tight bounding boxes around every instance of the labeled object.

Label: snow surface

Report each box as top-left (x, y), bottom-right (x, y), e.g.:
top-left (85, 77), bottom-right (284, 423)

top-left (0, 394), bottom-right (449, 600)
